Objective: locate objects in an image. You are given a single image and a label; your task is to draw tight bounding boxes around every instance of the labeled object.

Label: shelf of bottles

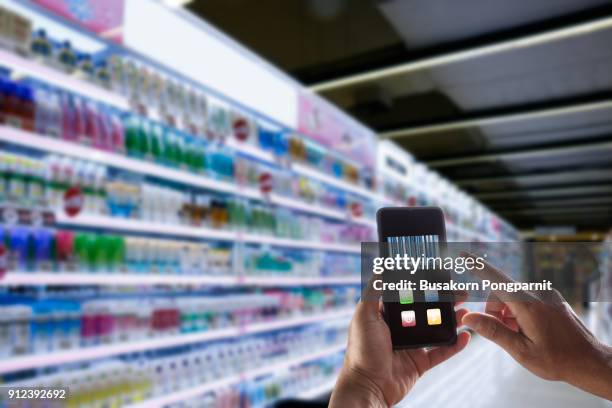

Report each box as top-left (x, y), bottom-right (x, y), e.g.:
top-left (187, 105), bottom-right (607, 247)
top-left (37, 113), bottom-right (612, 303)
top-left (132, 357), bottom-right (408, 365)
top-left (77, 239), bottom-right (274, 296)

top-left (376, 140), bottom-right (523, 285)
top-left (377, 141), bottom-right (520, 243)
top-left (0, 2), bottom-right (370, 406)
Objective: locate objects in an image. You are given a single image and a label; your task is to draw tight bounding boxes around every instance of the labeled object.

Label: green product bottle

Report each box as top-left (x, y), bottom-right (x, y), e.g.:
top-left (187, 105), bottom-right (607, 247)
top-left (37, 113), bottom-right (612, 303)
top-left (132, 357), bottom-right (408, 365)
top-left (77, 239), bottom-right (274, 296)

top-left (124, 116), bottom-right (140, 156)
top-left (185, 143), bottom-right (197, 171)
top-left (74, 233), bottom-right (95, 271)
top-left (150, 124), bottom-right (163, 161)
top-left (93, 235), bottom-right (110, 271)
top-left (175, 135), bottom-right (185, 168)
top-left (138, 120), bottom-right (150, 158)
top-left (162, 131), bottom-right (176, 166)
top-left (106, 235), bottom-right (125, 272)
top-left (197, 145), bottom-right (207, 172)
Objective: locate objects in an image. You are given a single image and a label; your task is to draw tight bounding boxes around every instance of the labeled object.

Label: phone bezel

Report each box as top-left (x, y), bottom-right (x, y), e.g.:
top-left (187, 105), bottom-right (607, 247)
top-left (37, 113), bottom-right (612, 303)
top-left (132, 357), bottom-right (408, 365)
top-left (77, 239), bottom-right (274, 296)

top-left (376, 206), bottom-right (457, 349)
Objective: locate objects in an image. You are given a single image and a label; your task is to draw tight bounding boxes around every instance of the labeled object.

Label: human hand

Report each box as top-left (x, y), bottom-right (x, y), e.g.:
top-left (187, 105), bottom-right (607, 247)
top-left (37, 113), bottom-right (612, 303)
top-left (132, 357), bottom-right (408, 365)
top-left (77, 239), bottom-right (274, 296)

top-left (330, 292), bottom-right (470, 408)
top-left (462, 256), bottom-right (612, 400)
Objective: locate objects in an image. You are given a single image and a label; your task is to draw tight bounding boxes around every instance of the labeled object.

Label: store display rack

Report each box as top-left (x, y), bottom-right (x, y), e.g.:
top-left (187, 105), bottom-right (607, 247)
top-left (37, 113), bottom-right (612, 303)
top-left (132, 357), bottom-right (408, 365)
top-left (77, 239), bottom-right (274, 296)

top-left (126, 343), bottom-right (346, 408)
top-left (0, 125), bottom-right (375, 228)
top-left (0, 309), bottom-right (352, 375)
top-left (0, 272), bottom-right (360, 287)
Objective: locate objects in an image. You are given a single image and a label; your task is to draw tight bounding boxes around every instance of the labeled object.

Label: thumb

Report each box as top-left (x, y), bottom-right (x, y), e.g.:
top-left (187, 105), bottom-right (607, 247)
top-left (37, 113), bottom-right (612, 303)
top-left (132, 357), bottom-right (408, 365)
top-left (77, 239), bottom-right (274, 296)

top-left (463, 312), bottom-right (526, 355)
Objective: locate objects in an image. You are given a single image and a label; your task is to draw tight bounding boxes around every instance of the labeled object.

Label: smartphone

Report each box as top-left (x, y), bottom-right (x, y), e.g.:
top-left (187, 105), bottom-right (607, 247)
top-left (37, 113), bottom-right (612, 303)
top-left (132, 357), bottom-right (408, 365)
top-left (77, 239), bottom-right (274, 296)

top-left (376, 207), bottom-right (457, 349)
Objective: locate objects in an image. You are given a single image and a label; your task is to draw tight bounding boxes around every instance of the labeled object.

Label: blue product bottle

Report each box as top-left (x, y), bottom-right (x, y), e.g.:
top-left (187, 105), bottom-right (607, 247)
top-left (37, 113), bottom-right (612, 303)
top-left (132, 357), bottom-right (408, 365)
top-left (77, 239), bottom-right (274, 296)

top-left (331, 160), bottom-right (343, 178)
top-left (9, 227), bottom-right (30, 271)
top-left (258, 127), bottom-right (274, 150)
top-left (32, 228), bottom-right (53, 271)
top-left (274, 132), bottom-right (290, 157)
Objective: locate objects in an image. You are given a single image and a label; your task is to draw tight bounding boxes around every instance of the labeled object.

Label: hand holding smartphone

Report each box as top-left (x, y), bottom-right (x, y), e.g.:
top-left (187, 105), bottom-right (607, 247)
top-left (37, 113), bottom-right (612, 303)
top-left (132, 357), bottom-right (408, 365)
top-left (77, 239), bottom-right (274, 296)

top-left (376, 207), bottom-right (457, 349)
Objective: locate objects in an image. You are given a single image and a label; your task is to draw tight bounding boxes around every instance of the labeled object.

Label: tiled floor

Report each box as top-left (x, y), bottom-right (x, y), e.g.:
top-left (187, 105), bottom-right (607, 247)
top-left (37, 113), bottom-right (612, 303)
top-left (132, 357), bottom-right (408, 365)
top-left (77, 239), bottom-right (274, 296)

top-left (397, 335), bottom-right (610, 408)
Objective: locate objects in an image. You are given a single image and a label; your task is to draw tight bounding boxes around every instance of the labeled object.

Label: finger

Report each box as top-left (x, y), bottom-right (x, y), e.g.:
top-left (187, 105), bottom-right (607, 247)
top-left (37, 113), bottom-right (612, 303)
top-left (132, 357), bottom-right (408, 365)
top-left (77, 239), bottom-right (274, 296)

top-left (460, 251), bottom-right (515, 285)
top-left (426, 331), bottom-right (471, 369)
top-left (462, 312), bottom-right (528, 357)
top-left (455, 308), bottom-right (469, 327)
top-left (484, 292), bottom-right (505, 320)
top-left (501, 316), bottom-right (520, 333)
top-left (357, 275), bottom-right (382, 321)
top-left (461, 252), bottom-right (533, 313)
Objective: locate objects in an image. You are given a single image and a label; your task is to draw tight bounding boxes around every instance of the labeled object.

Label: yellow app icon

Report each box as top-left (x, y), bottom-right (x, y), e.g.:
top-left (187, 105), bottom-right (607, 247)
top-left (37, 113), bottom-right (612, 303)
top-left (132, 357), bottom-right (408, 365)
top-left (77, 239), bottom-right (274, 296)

top-left (427, 308), bottom-right (442, 325)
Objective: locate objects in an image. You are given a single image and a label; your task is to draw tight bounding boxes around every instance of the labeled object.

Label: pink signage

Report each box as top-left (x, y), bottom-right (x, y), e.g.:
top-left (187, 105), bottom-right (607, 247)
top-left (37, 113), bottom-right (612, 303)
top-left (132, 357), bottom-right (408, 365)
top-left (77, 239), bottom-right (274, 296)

top-left (33, 0), bottom-right (125, 42)
top-left (298, 92), bottom-right (377, 169)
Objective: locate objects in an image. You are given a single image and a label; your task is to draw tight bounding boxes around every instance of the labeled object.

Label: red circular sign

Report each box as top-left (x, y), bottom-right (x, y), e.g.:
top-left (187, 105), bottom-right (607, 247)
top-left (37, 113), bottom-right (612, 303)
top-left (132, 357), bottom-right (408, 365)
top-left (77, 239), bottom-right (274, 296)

top-left (64, 186), bottom-right (84, 217)
top-left (350, 202), bottom-right (363, 218)
top-left (259, 172), bottom-right (273, 194)
top-left (233, 118), bottom-right (250, 141)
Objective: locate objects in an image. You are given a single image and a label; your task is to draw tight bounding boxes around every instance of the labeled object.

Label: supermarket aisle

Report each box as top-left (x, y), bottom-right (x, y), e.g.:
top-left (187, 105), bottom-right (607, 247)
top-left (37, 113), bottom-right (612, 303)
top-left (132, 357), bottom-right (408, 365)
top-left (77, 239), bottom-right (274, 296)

top-left (398, 335), bottom-right (610, 408)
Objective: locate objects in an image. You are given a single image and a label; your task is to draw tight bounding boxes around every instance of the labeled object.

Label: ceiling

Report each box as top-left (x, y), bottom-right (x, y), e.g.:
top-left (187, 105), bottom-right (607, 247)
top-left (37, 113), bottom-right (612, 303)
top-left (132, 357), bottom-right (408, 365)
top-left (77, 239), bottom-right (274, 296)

top-left (189, 0), bottom-right (612, 232)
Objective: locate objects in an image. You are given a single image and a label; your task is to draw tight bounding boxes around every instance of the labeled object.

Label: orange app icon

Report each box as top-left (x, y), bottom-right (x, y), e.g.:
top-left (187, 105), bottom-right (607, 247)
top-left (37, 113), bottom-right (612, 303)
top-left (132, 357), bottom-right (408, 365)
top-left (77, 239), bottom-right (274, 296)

top-left (427, 308), bottom-right (442, 325)
top-left (401, 310), bottom-right (416, 327)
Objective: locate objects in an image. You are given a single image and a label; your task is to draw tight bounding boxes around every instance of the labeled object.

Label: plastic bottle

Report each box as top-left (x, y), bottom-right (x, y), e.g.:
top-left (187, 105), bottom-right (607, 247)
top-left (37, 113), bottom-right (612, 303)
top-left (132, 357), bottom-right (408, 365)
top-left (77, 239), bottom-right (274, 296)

top-left (34, 86), bottom-right (51, 135)
top-left (74, 233), bottom-right (95, 271)
top-left (60, 92), bottom-right (79, 142)
top-left (55, 230), bottom-right (75, 271)
top-left (19, 85), bottom-right (36, 131)
top-left (149, 123), bottom-right (164, 161)
top-left (0, 77), bottom-right (6, 124)
top-left (32, 228), bottom-right (53, 271)
top-left (81, 100), bottom-right (101, 146)
top-left (3, 81), bottom-right (21, 127)
top-left (8, 227), bottom-right (30, 271)
top-left (109, 111), bottom-right (125, 153)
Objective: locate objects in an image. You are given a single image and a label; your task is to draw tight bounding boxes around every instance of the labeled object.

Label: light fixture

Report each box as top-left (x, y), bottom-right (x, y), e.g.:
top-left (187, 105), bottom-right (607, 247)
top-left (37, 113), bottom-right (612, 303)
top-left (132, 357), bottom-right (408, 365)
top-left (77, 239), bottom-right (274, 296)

top-left (427, 139), bottom-right (612, 168)
top-left (309, 15), bottom-right (612, 92)
top-left (379, 99), bottom-right (612, 139)
top-left (162, 0), bottom-right (194, 8)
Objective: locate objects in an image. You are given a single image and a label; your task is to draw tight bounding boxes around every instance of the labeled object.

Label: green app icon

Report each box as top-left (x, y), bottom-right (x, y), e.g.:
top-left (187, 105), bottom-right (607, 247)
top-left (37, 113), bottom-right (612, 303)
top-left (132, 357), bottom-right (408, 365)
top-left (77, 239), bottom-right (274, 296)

top-left (399, 289), bottom-right (414, 304)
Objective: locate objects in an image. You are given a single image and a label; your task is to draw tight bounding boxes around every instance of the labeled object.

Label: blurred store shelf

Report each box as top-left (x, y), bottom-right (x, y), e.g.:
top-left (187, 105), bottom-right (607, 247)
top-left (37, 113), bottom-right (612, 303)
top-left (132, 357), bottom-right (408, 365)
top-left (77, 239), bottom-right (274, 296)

top-left (0, 309), bottom-right (352, 375)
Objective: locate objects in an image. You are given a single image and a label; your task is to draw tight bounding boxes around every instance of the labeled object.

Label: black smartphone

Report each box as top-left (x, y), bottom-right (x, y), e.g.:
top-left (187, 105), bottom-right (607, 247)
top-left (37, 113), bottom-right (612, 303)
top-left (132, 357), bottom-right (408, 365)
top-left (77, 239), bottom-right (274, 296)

top-left (376, 207), bottom-right (457, 349)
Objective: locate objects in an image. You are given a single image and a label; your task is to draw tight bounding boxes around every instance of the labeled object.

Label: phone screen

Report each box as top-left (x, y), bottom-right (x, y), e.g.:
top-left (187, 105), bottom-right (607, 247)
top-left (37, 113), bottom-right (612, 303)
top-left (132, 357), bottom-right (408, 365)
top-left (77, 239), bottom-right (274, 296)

top-left (377, 208), bottom-right (457, 349)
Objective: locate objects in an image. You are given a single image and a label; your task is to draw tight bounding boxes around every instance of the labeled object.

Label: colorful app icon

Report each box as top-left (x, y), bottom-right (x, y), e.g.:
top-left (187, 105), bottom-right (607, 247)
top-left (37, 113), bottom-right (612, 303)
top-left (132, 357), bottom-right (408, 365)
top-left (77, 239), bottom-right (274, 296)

top-left (427, 308), bottom-right (442, 325)
top-left (401, 310), bottom-right (416, 327)
top-left (399, 289), bottom-right (414, 304)
top-left (424, 290), bottom-right (438, 302)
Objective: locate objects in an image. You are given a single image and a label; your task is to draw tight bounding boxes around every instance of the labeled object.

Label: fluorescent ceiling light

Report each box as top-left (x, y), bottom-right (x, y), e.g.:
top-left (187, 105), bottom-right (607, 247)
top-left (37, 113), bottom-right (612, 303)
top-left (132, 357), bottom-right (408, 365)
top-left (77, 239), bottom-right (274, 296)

top-left (427, 140), bottom-right (612, 168)
top-left (475, 185), bottom-right (612, 200)
top-left (456, 169), bottom-right (612, 186)
top-left (379, 99), bottom-right (612, 140)
top-left (162, 0), bottom-right (194, 8)
top-left (501, 206), bottom-right (612, 216)
top-left (309, 15), bottom-right (612, 92)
